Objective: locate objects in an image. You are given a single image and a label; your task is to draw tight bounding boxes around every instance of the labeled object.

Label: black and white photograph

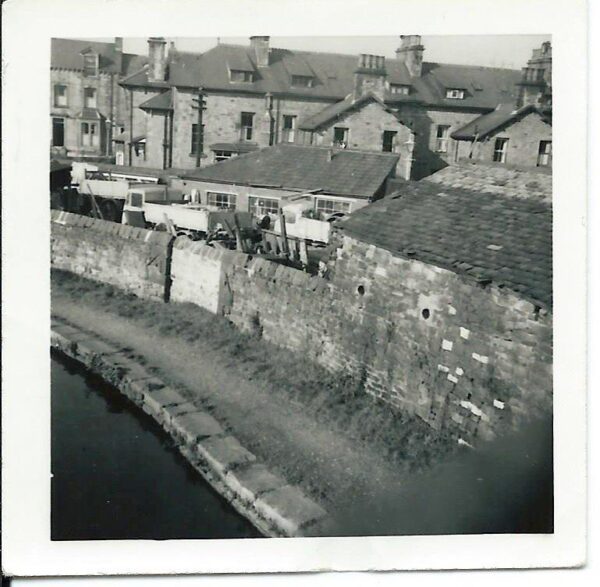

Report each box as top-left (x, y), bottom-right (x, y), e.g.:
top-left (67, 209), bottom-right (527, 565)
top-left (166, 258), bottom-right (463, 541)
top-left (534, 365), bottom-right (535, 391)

top-left (1, 0), bottom-right (589, 580)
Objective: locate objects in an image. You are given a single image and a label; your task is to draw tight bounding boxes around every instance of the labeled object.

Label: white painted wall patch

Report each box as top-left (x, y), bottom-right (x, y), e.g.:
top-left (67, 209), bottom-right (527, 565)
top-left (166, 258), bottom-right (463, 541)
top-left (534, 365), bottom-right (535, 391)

top-left (493, 399), bottom-right (505, 410)
top-left (472, 352), bottom-right (489, 364)
top-left (460, 327), bottom-right (470, 339)
top-left (437, 364), bottom-right (449, 372)
top-left (442, 339), bottom-right (453, 351)
top-left (448, 305), bottom-right (457, 315)
top-left (447, 374), bottom-right (458, 383)
top-left (455, 367), bottom-right (464, 376)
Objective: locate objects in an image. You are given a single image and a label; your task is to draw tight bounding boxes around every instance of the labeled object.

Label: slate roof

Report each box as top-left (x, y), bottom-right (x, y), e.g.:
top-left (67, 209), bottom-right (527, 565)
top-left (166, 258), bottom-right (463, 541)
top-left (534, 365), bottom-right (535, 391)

top-left (121, 42), bottom-right (521, 110)
top-left (181, 144), bottom-right (399, 199)
top-left (51, 38), bottom-right (147, 76)
top-left (299, 92), bottom-right (397, 131)
top-left (340, 181), bottom-right (552, 308)
top-left (425, 162), bottom-right (552, 203)
top-left (139, 89), bottom-right (174, 111)
top-left (451, 103), bottom-right (548, 140)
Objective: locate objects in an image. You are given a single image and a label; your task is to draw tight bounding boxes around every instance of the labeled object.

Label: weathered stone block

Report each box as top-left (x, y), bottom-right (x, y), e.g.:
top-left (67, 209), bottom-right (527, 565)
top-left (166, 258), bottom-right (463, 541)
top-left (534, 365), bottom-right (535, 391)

top-left (196, 436), bottom-right (256, 476)
top-left (225, 464), bottom-right (286, 504)
top-left (171, 411), bottom-right (224, 445)
top-left (253, 485), bottom-right (326, 536)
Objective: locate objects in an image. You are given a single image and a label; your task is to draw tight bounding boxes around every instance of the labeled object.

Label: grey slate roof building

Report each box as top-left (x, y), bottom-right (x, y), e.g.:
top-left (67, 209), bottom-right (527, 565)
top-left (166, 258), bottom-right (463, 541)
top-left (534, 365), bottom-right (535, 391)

top-left (339, 182), bottom-right (552, 308)
top-left (121, 42), bottom-right (521, 111)
top-left (181, 144), bottom-right (400, 200)
top-left (451, 103), bottom-right (547, 141)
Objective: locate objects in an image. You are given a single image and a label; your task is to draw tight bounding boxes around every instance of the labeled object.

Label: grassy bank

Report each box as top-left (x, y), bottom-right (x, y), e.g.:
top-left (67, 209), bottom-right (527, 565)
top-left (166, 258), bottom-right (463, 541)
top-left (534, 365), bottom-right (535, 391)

top-left (52, 270), bottom-right (456, 483)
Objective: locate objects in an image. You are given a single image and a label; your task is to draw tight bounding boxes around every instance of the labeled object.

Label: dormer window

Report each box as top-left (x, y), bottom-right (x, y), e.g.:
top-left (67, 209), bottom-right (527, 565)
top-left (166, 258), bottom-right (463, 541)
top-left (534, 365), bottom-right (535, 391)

top-left (446, 88), bottom-right (466, 100)
top-left (390, 84), bottom-right (411, 95)
top-left (82, 52), bottom-right (99, 77)
top-left (291, 75), bottom-right (314, 88)
top-left (230, 69), bottom-right (254, 83)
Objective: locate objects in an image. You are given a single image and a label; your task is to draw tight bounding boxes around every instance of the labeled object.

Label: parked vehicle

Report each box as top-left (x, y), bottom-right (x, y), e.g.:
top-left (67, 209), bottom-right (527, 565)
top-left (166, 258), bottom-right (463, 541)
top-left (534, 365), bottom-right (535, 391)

top-left (121, 188), bottom-right (256, 246)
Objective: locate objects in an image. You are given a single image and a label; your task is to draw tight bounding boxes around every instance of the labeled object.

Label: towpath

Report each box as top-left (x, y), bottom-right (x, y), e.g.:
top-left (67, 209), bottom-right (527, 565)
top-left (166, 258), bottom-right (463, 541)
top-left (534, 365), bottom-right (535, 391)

top-left (52, 271), bottom-right (454, 536)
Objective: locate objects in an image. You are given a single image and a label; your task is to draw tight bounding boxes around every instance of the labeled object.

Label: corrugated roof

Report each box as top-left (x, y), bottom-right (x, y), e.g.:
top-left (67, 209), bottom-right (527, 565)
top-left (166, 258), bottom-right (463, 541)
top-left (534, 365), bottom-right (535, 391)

top-left (340, 182), bottom-right (552, 307)
top-left (451, 103), bottom-right (549, 140)
top-left (51, 38), bottom-right (146, 76)
top-left (121, 42), bottom-right (521, 109)
top-left (182, 144), bottom-right (399, 199)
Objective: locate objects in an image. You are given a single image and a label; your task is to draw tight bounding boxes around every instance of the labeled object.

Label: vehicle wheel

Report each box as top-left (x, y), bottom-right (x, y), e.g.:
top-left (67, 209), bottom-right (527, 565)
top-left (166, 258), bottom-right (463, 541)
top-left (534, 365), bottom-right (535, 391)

top-left (154, 223), bottom-right (168, 232)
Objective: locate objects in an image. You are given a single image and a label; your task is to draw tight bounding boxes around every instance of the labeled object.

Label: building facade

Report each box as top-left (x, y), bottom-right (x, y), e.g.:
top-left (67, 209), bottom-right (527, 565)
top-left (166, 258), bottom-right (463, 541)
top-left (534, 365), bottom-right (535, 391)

top-left (117, 36), bottom-right (544, 178)
top-left (50, 38), bottom-right (146, 160)
top-left (451, 104), bottom-right (552, 169)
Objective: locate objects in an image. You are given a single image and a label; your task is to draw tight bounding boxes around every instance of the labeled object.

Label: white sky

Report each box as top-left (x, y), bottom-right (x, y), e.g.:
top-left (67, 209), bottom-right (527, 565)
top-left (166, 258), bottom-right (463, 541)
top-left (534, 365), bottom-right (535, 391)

top-left (104, 35), bottom-right (552, 70)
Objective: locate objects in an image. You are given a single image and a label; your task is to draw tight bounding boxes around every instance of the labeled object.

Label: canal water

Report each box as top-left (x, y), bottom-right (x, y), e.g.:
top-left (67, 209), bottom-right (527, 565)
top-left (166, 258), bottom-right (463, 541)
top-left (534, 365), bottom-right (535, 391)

top-left (51, 352), bottom-right (261, 540)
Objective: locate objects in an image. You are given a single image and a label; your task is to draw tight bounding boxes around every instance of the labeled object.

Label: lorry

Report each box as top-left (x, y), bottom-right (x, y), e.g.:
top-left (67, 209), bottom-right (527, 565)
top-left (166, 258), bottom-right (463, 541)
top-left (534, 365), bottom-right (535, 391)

top-left (121, 188), bottom-right (257, 248)
top-left (77, 179), bottom-right (183, 222)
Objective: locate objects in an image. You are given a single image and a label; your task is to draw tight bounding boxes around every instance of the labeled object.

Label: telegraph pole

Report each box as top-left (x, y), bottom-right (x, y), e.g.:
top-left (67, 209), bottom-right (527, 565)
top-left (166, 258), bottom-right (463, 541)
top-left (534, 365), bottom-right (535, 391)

top-left (192, 87), bottom-right (207, 167)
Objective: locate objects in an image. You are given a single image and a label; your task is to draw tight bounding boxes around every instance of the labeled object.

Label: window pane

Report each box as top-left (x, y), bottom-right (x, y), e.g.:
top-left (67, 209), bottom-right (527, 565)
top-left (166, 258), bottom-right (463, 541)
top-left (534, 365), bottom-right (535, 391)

top-left (54, 85), bottom-right (68, 107)
top-left (249, 196), bottom-right (279, 216)
top-left (207, 192), bottom-right (237, 209)
top-left (52, 118), bottom-right (65, 147)
top-left (382, 131), bottom-right (396, 152)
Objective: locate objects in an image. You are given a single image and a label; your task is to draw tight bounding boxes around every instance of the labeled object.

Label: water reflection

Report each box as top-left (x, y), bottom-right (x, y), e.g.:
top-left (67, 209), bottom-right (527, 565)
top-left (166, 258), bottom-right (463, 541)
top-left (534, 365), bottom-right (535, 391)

top-left (51, 351), bottom-right (262, 540)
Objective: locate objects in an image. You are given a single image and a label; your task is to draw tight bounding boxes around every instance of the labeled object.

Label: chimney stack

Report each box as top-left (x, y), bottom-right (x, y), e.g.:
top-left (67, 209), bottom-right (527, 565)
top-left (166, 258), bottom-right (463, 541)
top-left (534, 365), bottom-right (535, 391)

top-left (396, 35), bottom-right (424, 77)
top-left (353, 54), bottom-right (387, 99)
top-left (114, 37), bottom-right (123, 74)
top-left (147, 37), bottom-right (168, 82)
top-left (250, 36), bottom-right (270, 68)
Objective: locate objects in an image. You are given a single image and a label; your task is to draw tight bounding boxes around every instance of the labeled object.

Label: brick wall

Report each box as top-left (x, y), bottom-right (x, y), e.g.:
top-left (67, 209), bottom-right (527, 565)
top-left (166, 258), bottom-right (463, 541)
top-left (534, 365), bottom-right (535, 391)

top-left (455, 112), bottom-right (552, 168)
top-left (51, 210), bottom-right (172, 300)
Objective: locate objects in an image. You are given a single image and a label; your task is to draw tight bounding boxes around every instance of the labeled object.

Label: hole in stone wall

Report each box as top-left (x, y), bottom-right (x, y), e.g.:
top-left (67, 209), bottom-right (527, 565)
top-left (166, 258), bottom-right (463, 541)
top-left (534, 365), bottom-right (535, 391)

top-left (357, 285), bottom-right (365, 296)
top-left (422, 308), bottom-right (430, 319)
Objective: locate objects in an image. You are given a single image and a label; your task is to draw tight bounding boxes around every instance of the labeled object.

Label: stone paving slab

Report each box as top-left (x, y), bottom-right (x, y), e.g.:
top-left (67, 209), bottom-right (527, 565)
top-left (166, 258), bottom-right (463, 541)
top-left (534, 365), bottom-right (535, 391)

top-left (172, 411), bottom-right (224, 444)
top-left (225, 464), bottom-right (286, 504)
top-left (254, 485), bottom-right (327, 536)
top-left (197, 436), bottom-right (256, 476)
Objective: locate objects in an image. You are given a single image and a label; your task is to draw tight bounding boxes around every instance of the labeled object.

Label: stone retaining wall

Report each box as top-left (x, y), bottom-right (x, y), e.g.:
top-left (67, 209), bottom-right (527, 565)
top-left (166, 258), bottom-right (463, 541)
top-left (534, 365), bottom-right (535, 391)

top-left (51, 213), bottom-right (553, 442)
top-left (51, 210), bottom-right (173, 301)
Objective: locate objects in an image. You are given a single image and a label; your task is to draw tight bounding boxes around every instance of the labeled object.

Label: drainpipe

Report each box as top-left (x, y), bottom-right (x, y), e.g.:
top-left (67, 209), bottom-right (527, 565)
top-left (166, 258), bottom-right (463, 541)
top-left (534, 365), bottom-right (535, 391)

top-left (168, 110), bottom-right (174, 168)
top-left (162, 113), bottom-right (169, 170)
top-left (128, 89), bottom-right (133, 165)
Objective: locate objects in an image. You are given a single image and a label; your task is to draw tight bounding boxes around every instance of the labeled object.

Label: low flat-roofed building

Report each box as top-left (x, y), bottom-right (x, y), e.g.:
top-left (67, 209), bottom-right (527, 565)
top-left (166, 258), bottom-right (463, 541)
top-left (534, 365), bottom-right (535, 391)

top-left (178, 144), bottom-right (400, 219)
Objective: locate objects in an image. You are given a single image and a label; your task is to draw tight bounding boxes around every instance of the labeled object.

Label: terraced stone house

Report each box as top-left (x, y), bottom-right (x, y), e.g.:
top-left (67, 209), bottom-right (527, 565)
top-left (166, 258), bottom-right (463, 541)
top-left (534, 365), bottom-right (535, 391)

top-left (116, 36), bottom-right (541, 178)
top-left (50, 38), bottom-right (146, 160)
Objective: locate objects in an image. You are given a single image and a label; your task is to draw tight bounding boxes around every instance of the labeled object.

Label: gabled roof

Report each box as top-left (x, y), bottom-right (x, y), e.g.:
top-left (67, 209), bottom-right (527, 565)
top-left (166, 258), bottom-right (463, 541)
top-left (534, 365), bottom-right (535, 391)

top-left (299, 92), bottom-right (400, 131)
top-left (139, 89), bottom-right (174, 111)
top-left (120, 42), bottom-right (521, 110)
top-left (181, 144), bottom-right (399, 199)
top-left (51, 38), bottom-right (146, 76)
top-left (340, 182), bottom-right (552, 308)
top-left (451, 103), bottom-right (549, 140)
